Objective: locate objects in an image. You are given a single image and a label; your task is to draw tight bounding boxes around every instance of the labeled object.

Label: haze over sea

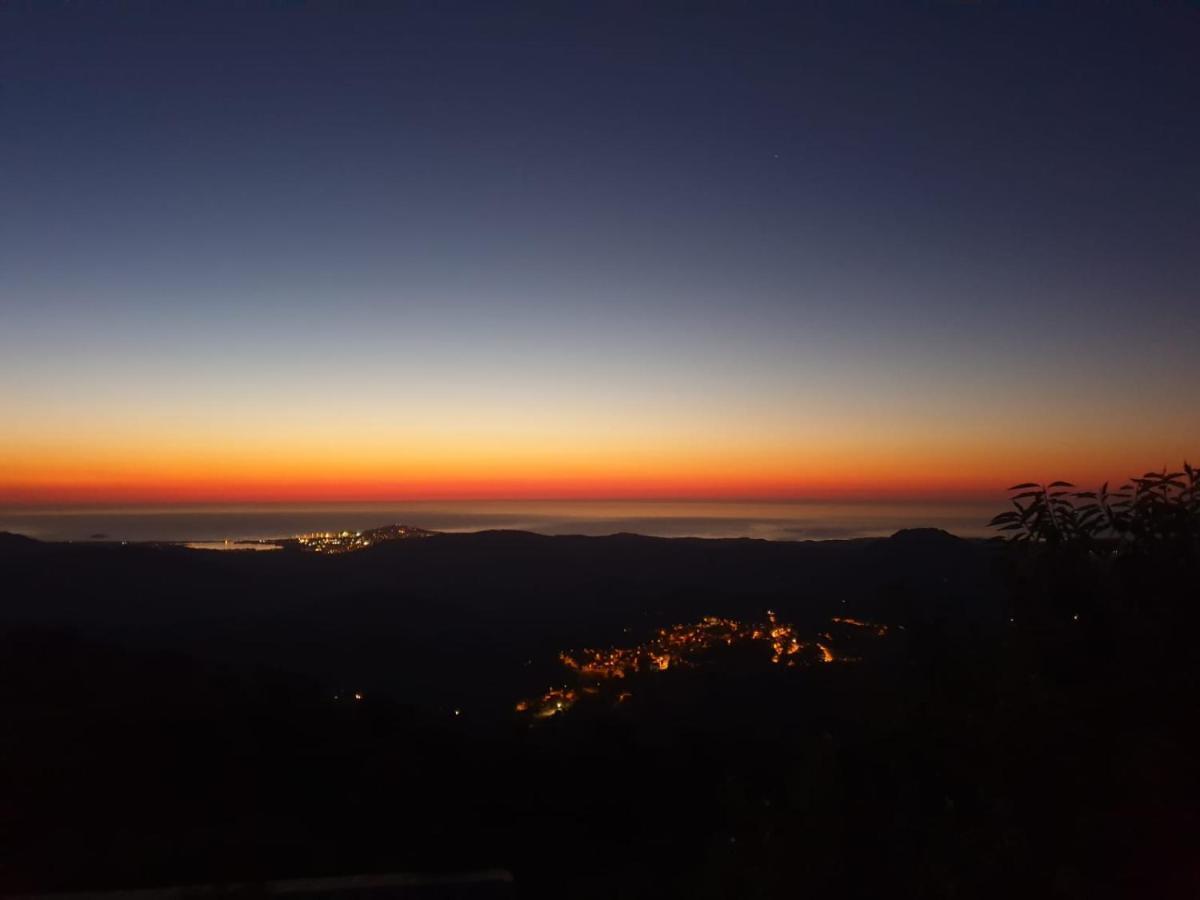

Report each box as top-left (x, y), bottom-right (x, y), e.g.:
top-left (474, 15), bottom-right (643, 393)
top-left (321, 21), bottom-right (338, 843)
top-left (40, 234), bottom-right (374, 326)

top-left (1, 500), bottom-right (996, 544)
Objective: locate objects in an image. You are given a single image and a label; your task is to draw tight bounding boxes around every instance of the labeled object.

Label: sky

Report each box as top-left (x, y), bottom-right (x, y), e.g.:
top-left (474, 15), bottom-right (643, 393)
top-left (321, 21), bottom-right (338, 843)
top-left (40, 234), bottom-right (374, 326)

top-left (1, 1), bottom-right (1198, 505)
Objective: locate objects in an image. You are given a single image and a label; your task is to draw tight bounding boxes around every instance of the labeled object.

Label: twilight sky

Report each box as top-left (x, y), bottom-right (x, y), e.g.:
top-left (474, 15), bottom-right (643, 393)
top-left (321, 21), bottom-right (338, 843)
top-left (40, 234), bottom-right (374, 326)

top-left (2, 2), bottom-right (1197, 504)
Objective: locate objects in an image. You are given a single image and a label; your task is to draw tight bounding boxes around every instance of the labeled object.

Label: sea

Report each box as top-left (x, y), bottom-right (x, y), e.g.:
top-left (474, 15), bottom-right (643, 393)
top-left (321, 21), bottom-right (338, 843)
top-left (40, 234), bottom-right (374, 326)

top-left (0, 500), bottom-right (998, 544)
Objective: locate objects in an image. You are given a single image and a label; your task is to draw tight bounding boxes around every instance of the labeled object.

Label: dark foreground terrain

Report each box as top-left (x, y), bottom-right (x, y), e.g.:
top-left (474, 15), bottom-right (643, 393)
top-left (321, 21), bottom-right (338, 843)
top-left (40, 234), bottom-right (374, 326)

top-left (1, 528), bottom-right (1196, 897)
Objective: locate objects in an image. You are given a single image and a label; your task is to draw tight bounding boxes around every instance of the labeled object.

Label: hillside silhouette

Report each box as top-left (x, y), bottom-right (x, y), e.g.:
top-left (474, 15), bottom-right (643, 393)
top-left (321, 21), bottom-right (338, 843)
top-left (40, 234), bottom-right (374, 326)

top-left (1, 524), bottom-right (1196, 898)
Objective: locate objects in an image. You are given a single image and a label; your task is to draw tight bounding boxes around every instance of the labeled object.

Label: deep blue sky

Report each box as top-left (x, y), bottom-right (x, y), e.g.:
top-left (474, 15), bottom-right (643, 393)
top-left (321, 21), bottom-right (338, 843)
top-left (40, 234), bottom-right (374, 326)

top-left (2, 2), bottom-right (1198, 502)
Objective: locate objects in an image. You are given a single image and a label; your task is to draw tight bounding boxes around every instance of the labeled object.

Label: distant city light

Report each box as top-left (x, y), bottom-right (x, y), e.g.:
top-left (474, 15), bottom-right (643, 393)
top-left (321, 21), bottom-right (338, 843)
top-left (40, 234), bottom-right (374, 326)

top-left (295, 524), bottom-right (434, 554)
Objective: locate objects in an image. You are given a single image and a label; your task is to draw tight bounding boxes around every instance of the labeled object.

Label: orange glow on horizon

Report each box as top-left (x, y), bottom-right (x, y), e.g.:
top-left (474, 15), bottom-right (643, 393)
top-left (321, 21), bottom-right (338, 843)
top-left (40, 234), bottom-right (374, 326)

top-left (3, 407), bottom-right (1192, 507)
top-left (4, 351), bottom-right (1193, 508)
top-left (0, 445), bottom-right (1175, 507)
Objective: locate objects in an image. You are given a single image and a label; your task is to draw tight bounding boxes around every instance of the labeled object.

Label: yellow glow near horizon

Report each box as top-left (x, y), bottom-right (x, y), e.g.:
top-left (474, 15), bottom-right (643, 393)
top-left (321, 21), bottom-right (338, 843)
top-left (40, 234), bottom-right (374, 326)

top-left (2, 418), bottom-right (1191, 505)
top-left (3, 328), bottom-right (1195, 506)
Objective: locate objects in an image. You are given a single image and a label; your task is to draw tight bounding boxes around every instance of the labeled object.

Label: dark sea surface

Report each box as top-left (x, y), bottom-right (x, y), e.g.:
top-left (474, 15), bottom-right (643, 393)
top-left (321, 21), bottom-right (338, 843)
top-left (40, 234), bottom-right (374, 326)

top-left (0, 500), bottom-right (997, 543)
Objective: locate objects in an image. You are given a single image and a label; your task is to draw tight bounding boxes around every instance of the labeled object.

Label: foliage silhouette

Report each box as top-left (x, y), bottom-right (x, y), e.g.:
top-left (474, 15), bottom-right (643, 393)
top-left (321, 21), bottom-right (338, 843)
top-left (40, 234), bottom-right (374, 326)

top-left (989, 462), bottom-right (1199, 560)
top-left (988, 461), bottom-right (1199, 636)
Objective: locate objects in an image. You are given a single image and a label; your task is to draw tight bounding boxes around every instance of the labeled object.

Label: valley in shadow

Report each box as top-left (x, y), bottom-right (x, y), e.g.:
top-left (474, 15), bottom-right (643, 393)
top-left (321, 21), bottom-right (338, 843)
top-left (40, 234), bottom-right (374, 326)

top-left (1, 527), bottom-right (1195, 898)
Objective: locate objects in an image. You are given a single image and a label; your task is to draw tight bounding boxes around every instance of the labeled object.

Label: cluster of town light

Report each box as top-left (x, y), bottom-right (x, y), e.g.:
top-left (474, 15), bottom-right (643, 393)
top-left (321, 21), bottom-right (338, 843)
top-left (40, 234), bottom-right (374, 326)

top-left (295, 524), bottom-right (433, 554)
top-left (516, 612), bottom-right (891, 720)
top-left (297, 531), bottom-right (372, 553)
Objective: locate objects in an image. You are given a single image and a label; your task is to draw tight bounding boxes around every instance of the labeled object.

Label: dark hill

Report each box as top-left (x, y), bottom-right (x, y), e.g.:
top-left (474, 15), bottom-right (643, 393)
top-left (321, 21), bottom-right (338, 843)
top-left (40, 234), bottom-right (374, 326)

top-left (887, 526), bottom-right (964, 544)
top-left (0, 529), bottom-right (1005, 709)
top-left (0, 530), bottom-right (42, 555)
top-left (2, 528), bottom-right (1194, 898)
